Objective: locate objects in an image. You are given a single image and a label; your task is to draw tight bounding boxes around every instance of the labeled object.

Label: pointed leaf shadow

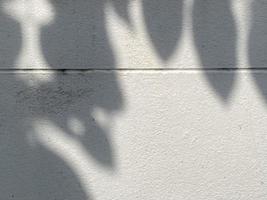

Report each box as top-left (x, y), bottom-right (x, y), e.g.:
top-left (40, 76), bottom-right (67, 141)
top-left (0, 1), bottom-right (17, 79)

top-left (142, 0), bottom-right (184, 61)
top-left (249, 0), bottom-right (267, 104)
top-left (193, 0), bottom-right (237, 103)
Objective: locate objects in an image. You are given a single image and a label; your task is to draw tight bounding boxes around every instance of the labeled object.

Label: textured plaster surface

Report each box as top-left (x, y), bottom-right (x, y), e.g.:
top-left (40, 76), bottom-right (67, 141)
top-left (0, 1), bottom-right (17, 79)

top-left (0, 72), bottom-right (266, 199)
top-left (0, 0), bottom-right (267, 199)
top-left (0, 0), bottom-right (254, 69)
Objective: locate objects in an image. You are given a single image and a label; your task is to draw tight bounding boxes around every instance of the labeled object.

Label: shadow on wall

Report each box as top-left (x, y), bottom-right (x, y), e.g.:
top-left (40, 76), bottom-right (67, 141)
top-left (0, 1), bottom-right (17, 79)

top-left (142, 0), bottom-right (237, 103)
top-left (0, 73), bottom-right (123, 200)
top-left (142, 0), bottom-right (184, 61)
top-left (0, 0), bottom-right (21, 68)
top-left (192, 0), bottom-right (237, 103)
top-left (143, 0), bottom-right (267, 106)
top-left (41, 0), bottom-right (130, 69)
top-left (249, 0), bottom-right (267, 104)
top-left (0, 0), bottom-right (125, 199)
top-left (1, 0), bottom-right (267, 199)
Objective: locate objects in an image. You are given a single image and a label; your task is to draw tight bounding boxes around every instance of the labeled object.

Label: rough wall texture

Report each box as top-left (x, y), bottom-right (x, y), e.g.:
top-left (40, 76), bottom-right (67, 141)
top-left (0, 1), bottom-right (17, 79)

top-left (0, 0), bottom-right (267, 199)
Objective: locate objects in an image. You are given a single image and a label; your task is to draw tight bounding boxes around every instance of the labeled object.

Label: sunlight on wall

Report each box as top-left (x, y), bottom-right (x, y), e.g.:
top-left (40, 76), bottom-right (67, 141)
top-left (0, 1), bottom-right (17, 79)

top-left (0, 0), bottom-right (266, 199)
top-left (92, 107), bottom-right (114, 133)
top-left (30, 120), bottom-right (98, 199)
top-left (106, 0), bottom-right (252, 70)
top-left (2, 0), bottom-right (254, 72)
top-left (231, 0), bottom-right (251, 68)
top-left (106, 0), bottom-right (166, 69)
top-left (68, 117), bottom-right (86, 137)
top-left (33, 120), bottom-right (92, 197)
top-left (3, 0), bottom-right (55, 84)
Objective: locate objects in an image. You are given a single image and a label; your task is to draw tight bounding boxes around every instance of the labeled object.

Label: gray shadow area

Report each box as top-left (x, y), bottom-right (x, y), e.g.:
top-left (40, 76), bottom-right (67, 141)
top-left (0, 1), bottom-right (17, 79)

top-left (142, 0), bottom-right (237, 103)
top-left (0, 73), bottom-right (123, 200)
top-left (41, 0), bottom-right (114, 69)
top-left (249, 0), bottom-right (267, 103)
top-left (193, 0), bottom-right (237, 103)
top-left (249, 0), bottom-right (267, 68)
top-left (0, 0), bottom-right (124, 199)
top-left (142, 0), bottom-right (184, 61)
top-left (111, 0), bottom-right (132, 25)
top-left (0, 1), bottom-right (21, 69)
top-left (41, 0), bottom-right (130, 69)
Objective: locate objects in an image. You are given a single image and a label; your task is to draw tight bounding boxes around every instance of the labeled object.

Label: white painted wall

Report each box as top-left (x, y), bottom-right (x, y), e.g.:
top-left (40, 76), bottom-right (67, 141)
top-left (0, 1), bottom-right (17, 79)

top-left (0, 0), bottom-right (266, 199)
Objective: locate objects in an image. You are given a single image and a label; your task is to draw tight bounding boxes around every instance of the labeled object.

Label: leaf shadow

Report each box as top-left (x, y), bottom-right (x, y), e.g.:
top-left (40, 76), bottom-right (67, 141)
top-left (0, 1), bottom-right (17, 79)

top-left (0, 0), bottom-right (125, 199)
top-left (249, 0), bottom-right (267, 104)
top-left (142, 0), bottom-right (184, 61)
top-left (193, 0), bottom-right (237, 103)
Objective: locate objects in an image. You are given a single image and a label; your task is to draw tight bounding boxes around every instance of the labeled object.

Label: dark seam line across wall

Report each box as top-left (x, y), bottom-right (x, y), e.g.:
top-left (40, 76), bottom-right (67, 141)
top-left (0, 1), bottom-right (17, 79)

top-left (0, 68), bottom-right (267, 73)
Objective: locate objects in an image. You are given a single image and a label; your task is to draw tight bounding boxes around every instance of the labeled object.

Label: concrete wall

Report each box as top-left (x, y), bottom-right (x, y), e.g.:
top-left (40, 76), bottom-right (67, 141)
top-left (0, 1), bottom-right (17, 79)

top-left (0, 0), bottom-right (267, 199)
